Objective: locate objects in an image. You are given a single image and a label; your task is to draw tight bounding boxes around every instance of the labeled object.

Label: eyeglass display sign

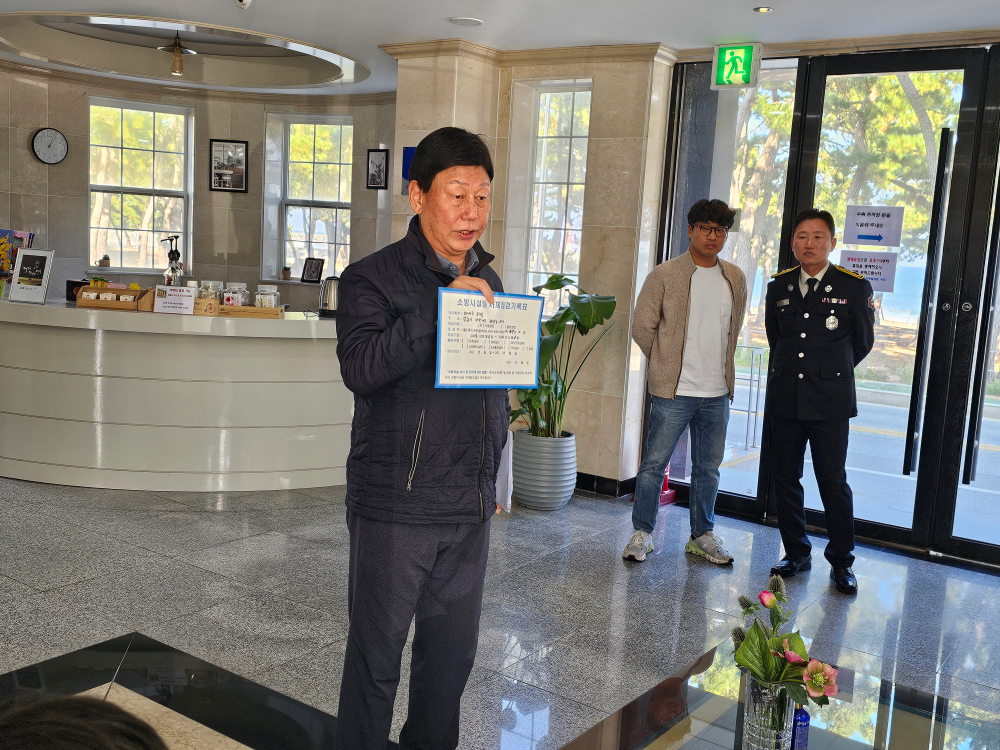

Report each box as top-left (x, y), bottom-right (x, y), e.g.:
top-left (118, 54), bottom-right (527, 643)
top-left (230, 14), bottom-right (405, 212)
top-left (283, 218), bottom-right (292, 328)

top-left (711, 44), bottom-right (762, 89)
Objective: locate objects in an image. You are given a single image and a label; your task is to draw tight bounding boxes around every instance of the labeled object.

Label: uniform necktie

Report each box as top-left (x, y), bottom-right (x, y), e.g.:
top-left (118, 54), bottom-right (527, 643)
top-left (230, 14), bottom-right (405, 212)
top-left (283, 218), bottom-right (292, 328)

top-left (804, 277), bottom-right (817, 307)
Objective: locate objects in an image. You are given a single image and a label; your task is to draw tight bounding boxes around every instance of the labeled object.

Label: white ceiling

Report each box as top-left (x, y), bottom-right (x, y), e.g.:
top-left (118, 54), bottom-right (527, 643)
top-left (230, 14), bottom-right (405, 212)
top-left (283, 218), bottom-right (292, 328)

top-left (1, 0), bottom-right (999, 94)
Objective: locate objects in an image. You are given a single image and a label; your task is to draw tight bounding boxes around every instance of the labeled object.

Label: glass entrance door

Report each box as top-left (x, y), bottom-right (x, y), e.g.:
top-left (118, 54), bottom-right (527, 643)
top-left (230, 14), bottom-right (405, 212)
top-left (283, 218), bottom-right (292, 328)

top-left (764, 47), bottom-right (991, 548)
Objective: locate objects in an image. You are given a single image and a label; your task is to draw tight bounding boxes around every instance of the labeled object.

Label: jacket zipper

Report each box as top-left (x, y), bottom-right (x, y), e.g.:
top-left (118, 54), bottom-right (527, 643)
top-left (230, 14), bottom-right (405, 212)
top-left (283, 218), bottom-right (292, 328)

top-left (720, 270), bottom-right (737, 402)
top-left (406, 409), bottom-right (426, 491)
top-left (477, 392), bottom-right (486, 521)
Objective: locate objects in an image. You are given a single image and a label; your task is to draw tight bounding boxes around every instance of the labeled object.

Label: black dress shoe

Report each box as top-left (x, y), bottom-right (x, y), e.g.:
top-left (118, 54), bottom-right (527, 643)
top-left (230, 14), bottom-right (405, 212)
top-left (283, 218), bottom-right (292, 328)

top-left (770, 556), bottom-right (812, 577)
top-left (830, 566), bottom-right (858, 595)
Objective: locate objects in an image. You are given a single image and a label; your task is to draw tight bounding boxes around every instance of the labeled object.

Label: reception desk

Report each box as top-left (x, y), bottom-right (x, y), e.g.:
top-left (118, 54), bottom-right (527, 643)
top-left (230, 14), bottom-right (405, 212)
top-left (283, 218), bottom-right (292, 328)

top-left (0, 301), bottom-right (351, 491)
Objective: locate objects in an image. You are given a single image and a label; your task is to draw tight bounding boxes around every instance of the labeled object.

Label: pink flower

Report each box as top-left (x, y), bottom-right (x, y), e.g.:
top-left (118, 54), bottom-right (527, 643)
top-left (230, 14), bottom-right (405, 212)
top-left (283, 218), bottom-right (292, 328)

top-left (803, 659), bottom-right (839, 698)
top-left (758, 591), bottom-right (777, 609)
top-left (783, 638), bottom-right (805, 664)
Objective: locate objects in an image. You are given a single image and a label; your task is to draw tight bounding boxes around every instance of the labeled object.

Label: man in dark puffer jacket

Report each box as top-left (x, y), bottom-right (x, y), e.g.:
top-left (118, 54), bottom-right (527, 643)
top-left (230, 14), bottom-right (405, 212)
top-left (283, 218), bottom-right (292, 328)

top-left (334, 128), bottom-right (508, 750)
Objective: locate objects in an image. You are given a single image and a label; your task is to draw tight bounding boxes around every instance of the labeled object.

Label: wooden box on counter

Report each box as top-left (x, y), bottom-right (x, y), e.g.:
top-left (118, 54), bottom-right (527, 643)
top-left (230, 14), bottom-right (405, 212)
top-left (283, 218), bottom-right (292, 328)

top-left (75, 286), bottom-right (155, 312)
top-left (217, 305), bottom-right (284, 319)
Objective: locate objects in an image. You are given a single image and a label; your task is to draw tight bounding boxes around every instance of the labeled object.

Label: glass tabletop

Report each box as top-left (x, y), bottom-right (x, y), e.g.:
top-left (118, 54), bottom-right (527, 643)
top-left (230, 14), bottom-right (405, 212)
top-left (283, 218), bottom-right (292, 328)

top-left (562, 641), bottom-right (1000, 750)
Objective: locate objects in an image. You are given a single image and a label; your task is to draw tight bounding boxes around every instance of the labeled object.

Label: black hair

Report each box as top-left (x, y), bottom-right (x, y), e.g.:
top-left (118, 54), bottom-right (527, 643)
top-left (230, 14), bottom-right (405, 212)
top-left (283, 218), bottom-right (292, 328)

top-left (408, 127), bottom-right (494, 193)
top-left (792, 208), bottom-right (836, 236)
top-left (0, 697), bottom-right (168, 750)
top-left (687, 199), bottom-right (736, 230)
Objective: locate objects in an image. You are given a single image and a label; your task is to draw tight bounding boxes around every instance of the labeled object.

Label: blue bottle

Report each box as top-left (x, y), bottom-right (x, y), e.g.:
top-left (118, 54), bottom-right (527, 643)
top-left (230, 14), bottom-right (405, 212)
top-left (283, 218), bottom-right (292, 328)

top-left (791, 704), bottom-right (810, 749)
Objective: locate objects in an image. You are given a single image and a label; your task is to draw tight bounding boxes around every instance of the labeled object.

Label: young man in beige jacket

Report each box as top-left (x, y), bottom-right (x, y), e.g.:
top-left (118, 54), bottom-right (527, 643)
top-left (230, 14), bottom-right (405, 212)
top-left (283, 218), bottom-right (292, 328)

top-left (625, 199), bottom-right (748, 564)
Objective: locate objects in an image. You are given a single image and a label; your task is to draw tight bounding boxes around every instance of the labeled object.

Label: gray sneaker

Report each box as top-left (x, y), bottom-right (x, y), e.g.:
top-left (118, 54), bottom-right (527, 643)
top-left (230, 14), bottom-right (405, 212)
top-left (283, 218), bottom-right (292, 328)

top-left (685, 531), bottom-right (734, 564)
top-left (623, 530), bottom-right (654, 562)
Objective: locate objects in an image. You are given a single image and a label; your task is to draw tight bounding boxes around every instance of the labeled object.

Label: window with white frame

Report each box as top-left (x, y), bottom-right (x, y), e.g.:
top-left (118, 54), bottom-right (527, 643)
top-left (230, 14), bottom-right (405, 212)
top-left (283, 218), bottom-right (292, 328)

top-left (527, 85), bottom-right (591, 315)
top-left (282, 118), bottom-right (353, 279)
top-left (89, 101), bottom-right (191, 270)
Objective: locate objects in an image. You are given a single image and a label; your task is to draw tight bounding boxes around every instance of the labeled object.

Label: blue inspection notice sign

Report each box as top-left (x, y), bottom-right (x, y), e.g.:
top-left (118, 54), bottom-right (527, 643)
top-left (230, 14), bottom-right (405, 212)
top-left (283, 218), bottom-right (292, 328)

top-left (435, 288), bottom-right (543, 389)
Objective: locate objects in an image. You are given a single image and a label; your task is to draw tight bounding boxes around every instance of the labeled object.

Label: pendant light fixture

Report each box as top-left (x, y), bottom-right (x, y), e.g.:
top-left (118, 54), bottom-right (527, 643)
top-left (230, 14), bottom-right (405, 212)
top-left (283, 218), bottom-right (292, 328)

top-left (157, 33), bottom-right (196, 77)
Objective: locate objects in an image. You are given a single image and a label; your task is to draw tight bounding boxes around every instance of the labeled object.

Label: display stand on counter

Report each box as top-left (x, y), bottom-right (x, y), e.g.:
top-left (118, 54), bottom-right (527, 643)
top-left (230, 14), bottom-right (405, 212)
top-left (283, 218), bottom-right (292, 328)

top-left (74, 286), bottom-right (155, 312)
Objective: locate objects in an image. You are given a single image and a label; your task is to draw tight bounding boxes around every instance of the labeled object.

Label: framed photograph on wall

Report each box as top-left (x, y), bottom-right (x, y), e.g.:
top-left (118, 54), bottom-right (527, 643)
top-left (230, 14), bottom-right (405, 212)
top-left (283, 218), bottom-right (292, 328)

top-left (301, 257), bottom-right (325, 283)
top-left (367, 148), bottom-right (389, 190)
top-left (209, 139), bottom-right (249, 193)
top-left (9, 248), bottom-right (54, 304)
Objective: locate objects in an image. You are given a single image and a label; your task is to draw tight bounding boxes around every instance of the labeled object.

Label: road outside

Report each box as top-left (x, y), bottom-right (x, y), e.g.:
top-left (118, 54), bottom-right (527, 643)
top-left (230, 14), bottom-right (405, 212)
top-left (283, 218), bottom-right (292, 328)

top-left (669, 379), bottom-right (1000, 546)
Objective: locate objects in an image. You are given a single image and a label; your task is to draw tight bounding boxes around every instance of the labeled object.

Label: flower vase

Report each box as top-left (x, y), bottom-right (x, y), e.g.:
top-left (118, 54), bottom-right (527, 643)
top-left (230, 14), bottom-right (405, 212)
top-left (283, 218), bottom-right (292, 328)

top-left (743, 675), bottom-right (794, 750)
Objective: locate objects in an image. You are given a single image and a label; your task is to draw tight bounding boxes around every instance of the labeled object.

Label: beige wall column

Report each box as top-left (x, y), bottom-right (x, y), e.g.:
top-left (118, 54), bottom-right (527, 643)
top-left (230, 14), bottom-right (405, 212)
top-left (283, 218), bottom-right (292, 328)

top-left (497, 46), bottom-right (676, 489)
top-left (380, 41), bottom-right (502, 259)
top-left (381, 41), bottom-right (676, 489)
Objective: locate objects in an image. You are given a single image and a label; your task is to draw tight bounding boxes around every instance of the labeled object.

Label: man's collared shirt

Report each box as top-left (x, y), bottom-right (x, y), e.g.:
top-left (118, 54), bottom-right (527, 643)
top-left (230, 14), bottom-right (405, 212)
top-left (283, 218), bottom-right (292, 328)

top-left (435, 249), bottom-right (479, 279)
top-left (798, 262), bottom-right (830, 297)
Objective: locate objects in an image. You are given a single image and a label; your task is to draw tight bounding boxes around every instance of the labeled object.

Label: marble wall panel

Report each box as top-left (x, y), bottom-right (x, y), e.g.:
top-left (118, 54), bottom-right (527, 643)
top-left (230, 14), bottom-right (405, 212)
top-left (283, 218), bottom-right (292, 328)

top-left (0, 73), bottom-right (9, 128)
top-left (581, 138), bottom-right (644, 229)
top-left (579, 225), bottom-right (639, 306)
top-left (10, 193), bottom-right (47, 248)
top-left (48, 195), bottom-right (88, 258)
top-left (0, 127), bottom-right (9, 193)
top-left (396, 56), bottom-right (459, 131)
top-left (598, 395), bottom-right (625, 479)
top-left (590, 61), bottom-right (652, 140)
top-left (48, 80), bottom-right (90, 137)
top-left (562, 388), bottom-right (603, 474)
top-left (193, 205), bottom-right (229, 263)
top-left (226, 209), bottom-right (262, 267)
top-left (48, 135), bottom-right (88, 198)
top-left (10, 128), bottom-right (47, 195)
top-left (349, 215), bottom-right (377, 263)
top-left (455, 56), bottom-right (500, 138)
top-left (10, 75), bottom-right (47, 131)
top-left (230, 102), bottom-right (265, 153)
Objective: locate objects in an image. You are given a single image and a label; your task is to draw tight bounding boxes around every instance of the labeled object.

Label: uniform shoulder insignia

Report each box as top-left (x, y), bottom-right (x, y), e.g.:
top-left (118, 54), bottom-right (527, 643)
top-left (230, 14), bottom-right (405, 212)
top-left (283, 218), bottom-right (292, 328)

top-left (835, 265), bottom-right (865, 280)
top-left (771, 266), bottom-right (799, 278)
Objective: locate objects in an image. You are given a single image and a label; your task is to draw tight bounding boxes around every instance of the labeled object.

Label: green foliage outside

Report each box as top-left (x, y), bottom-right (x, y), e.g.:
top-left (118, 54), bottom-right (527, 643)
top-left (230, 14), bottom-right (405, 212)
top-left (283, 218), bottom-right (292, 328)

top-left (88, 106), bottom-right (187, 267)
top-left (288, 124), bottom-right (353, 203)
top-left (816, 72), bottom-right (962, 262)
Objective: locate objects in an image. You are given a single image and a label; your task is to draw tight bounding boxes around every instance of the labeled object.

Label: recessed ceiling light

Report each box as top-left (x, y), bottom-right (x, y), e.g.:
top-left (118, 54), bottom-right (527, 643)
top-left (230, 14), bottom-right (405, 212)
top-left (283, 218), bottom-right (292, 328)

top-left (449, 17), bottom-right (483, 26)
top-left (753, 6), bottom-right (774, 11)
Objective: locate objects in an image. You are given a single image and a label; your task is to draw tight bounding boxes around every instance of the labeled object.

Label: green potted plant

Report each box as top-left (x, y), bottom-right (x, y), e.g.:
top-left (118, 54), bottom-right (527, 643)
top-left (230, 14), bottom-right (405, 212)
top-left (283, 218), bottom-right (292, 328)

top-left (97, 254), bottom-right (111, 268)
top-left (282, 265), bottom-right (292, 280)
top-left (508, 274), bottom-right (616, 510)
top-left (732, 576), bottom-right (839, 749)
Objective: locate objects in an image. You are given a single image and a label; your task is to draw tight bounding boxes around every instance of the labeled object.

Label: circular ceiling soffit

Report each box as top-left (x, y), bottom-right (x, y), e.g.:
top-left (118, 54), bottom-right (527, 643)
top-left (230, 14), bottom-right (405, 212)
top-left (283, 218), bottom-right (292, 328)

top-left (0, 13), bottom-right (370, 90)
top-left (449, 17), bottom-right (484, 27)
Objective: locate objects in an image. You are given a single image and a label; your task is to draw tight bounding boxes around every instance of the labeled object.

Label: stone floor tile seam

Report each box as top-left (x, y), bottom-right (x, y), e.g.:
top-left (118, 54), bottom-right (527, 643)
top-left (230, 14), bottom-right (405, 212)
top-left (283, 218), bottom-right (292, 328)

top-left (485, 625), bottom-right (587, 676)
top-left (495, 672), bottom-right (611, 715)
top-left (242, 636), bottom-right (351, 680)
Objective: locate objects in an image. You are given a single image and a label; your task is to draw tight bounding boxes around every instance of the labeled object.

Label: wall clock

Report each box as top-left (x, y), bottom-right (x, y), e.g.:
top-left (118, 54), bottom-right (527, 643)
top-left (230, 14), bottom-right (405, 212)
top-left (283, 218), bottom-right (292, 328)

top-left (32, 128), bottom-right (68, 164)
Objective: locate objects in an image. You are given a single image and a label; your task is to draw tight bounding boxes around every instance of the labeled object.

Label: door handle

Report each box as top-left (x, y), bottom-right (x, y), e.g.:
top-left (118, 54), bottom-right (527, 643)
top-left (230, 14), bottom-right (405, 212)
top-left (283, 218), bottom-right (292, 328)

top-left (904, 128), bottom-right (952, 476)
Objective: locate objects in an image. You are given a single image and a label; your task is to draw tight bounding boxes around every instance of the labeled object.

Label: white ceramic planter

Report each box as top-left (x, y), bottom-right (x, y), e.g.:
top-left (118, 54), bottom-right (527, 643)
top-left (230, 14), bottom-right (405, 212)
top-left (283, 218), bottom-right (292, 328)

top-left (512, 429), bottom-right (577, 510)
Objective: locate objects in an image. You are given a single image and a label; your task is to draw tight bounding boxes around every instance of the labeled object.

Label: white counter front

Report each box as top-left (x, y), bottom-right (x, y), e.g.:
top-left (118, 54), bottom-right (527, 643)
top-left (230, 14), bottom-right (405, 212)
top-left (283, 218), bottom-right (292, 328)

top-left (0, 301), bottom-right (351, 491)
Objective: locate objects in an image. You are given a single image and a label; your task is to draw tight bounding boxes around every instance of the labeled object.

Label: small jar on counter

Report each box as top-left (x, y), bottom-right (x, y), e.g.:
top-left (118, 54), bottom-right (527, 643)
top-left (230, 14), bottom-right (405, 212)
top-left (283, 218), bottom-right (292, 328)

top-left (199, 280), bottom-right (223, 300)
top-left (255, 284), bottom-right (280, 308)
top-left (222, 282), bottom-right (250, 307)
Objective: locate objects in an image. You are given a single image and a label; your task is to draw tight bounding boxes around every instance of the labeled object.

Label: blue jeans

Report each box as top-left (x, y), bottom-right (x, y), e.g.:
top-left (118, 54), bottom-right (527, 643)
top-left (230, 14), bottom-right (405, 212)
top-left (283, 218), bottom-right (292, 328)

top-left (632, 394), bottom-right (730, 536)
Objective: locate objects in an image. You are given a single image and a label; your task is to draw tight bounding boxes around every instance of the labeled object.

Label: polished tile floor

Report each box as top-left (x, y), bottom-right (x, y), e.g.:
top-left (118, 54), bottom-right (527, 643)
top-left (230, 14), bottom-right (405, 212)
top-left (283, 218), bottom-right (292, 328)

top-left (1, 475), bottom-right (999, 749)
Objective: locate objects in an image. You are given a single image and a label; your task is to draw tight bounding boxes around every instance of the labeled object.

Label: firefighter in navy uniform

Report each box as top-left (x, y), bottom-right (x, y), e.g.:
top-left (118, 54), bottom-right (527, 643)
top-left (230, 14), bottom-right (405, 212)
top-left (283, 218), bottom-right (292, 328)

top-left (764, 208), bottom-right (875, 595)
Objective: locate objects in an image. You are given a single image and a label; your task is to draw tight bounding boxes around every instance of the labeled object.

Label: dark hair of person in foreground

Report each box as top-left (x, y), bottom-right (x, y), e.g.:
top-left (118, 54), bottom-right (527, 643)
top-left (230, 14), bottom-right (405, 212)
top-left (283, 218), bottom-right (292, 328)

top-left (407, 126), bottom-right (494, 192)
top-left (0, 696), bottom-right (168, 750)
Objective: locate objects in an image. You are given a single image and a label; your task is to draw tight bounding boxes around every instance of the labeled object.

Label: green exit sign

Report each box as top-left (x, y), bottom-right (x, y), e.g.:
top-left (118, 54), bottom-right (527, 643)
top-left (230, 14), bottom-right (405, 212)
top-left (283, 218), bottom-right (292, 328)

top-left (711, 43), bottom-right (762, 89)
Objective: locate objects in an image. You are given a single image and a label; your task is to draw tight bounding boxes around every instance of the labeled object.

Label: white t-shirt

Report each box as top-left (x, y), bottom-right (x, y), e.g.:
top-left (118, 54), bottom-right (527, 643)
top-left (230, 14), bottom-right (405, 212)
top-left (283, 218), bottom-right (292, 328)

top-left (675, 263), bottom-right (732, 398)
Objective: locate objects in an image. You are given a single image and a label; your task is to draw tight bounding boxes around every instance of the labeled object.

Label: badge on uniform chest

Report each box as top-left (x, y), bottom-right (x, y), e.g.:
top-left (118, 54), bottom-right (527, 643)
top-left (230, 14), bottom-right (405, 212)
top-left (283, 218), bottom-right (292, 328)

top-left (826, 315), bottom-right (839, 330)
top-left (821, 297), bottom-right (847, 304)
